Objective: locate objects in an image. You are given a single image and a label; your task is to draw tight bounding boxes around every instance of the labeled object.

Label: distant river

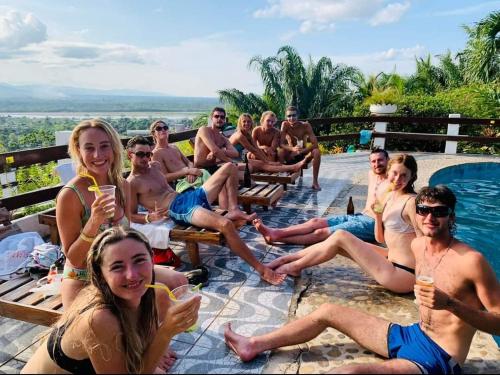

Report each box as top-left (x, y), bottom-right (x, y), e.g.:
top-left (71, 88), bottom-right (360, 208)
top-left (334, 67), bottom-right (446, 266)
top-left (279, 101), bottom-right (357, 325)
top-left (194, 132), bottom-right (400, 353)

top-left (0, 111), bottom-right (202, 120)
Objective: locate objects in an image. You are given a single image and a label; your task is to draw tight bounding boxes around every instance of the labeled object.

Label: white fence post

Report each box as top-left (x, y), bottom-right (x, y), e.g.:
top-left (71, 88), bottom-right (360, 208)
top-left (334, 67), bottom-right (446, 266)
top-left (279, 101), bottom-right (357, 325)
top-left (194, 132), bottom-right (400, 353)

top-left (55, 131), bottom-right (72, 165)
top-left (445, 114), bottom-right (460, 154)
top-left (372, 120), bottom-right (387, 149)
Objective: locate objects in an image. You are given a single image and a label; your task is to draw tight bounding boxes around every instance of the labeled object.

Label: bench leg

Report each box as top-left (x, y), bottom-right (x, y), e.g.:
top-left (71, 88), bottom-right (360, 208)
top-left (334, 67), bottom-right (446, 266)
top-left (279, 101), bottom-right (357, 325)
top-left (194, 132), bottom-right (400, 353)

top-left (300, 168), bottom-right (304, 177)
top-left (283, 183), bottom-right (287, 191)
top-left (186, 242), bottom-right (201, 267)
top-left (262, 206), bottom-right (269, 211)
top-left (243, 203), bottom-right (252, 214)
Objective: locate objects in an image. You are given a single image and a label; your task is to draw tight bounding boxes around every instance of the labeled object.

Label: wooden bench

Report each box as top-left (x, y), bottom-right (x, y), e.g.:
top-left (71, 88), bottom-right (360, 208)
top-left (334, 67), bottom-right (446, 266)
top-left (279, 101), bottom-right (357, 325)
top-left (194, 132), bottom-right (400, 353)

top-left (237, 183), bottom-right (284, 214)
top-left (0, 275), bottom-right (62, 326)
top-left (250, 170), bottom-right (301, 190)
top-left (38, 208), bottom-right (229, 268)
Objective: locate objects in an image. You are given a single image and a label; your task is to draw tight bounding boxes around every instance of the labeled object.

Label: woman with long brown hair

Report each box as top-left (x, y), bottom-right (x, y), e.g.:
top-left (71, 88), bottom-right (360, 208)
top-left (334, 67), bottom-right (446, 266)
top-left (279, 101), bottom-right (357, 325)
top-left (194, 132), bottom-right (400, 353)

top-left (22, 227), bottom-right (200, 373)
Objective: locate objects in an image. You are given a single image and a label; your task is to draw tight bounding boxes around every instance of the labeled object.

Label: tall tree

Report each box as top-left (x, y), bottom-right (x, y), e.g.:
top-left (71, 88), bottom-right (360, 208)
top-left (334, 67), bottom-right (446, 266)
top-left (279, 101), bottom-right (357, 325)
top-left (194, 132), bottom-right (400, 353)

top-left (218, 45), bottom-right (360, 119)
top-left (458, 11), bottom-right (499, 84)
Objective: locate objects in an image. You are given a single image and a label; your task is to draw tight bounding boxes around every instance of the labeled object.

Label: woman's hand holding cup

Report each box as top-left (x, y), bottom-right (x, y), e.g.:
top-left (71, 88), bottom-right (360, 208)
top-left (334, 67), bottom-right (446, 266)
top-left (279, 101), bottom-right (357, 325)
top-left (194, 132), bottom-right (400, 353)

top-left (161, 294), bottom-right (201, 336)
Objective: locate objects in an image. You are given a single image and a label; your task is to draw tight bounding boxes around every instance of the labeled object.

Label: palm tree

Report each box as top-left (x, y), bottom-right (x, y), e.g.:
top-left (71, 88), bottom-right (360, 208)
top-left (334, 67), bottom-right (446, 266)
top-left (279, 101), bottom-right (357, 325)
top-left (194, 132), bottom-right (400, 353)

top-left (437, 50), bottom-right (464, 89)
top-left (458, 11), bottom-right (499, 84)
top-left (218, 45), bottom-right (360, 119)
top-left (405, 54), bottom-right (446, 94)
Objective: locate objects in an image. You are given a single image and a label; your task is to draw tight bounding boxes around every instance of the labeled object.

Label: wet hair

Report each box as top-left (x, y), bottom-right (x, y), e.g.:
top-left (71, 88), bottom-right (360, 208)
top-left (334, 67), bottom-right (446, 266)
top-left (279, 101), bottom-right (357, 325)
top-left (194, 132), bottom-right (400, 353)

top-left (127, 135), bottom-right (153, 150)
top-left (88, 227), bottom-right (158, 373)
top-left (416, 185), bottom-right (456, 212)
top-left (286, 106), bottom-right (298, 114)
top-left (387, 154), bottom-right (418, 194)
top-left (149, 120), bottom-right (168, 142)
top-left (210, 107), bottom-right (226, 117)
top-left (68, 118), bottom-right (125, 208)
top-left (370, 147), bottom-right (389, 159)
top-left (260, 111), bottom-right (277, 126)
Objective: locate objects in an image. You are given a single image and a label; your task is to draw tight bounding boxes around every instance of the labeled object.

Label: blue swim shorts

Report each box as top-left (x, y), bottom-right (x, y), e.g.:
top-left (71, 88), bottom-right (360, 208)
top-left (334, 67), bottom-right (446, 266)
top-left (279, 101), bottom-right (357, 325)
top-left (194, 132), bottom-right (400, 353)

top-left (326, 213), bottom-right (375, 242)
top-left (388, 323), bottom-right (462, 374)
top-left (169, 187), bottom-right (211, 225)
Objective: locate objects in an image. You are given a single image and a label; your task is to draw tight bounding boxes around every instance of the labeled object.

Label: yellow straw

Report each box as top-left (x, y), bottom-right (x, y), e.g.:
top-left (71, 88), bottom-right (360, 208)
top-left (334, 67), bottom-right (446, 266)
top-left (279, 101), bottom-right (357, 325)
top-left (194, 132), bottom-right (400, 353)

top-left (79, 172), bottom-right (102, 195)
top-left (145, 283), bottom-right (177, 301)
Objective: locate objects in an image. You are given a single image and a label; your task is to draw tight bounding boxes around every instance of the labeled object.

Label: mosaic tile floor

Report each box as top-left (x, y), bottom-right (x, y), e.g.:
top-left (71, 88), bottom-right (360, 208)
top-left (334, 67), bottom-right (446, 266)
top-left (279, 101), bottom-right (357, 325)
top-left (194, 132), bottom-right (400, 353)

top-left (1, 153), bottom-right (499, 373)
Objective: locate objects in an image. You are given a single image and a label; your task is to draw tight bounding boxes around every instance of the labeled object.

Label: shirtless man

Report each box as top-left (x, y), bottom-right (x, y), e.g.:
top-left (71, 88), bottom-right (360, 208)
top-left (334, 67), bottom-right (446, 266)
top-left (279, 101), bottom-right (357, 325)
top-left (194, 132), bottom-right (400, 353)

top-left (150, 120), bottom-right (204, 184)
top-left (254, 148), bottom-right (389, 245)
top-left (126, 136), bottom-right (286, 285)
top-left (251, 111), bottom-right (281, 161)
top-left (225, 185), bottom-right (500, 373)
top-left (194, 107), bottom-right (239, 174)
top-left (278, 106), bottom-right (322, 190)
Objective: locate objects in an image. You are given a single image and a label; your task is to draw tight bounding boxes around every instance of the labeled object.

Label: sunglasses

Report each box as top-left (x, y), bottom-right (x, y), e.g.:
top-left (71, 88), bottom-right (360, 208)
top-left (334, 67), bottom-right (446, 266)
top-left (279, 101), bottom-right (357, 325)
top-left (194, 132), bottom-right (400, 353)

top-left (286, 113), bottom-right (298, 118)
top-left (155, 125), bottom-right (169, 132)
top-left (213, 114), bottom-right (226, 119)
top-left (416, 204), bottom-right (452, 218)
top-left (132, 151), bottom-right (153, 159)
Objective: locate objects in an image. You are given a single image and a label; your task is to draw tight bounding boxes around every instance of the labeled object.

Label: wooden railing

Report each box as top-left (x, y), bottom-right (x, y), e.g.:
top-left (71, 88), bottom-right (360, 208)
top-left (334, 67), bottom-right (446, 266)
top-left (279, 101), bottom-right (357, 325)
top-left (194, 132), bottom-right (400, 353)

top-left (0, 116), bottom-right (497, 215)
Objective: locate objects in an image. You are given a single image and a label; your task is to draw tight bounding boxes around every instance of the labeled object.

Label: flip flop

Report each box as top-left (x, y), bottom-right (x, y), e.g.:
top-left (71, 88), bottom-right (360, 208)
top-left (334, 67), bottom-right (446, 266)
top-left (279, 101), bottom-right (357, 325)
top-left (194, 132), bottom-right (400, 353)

top-left (183, 265), bottom-right (210, 287)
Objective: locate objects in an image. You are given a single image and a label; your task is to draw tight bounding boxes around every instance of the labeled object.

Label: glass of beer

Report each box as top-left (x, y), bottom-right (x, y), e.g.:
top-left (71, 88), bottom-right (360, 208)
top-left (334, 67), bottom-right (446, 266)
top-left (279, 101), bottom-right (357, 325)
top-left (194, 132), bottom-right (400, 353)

top-left (414, 274), bottom-right (434, 305)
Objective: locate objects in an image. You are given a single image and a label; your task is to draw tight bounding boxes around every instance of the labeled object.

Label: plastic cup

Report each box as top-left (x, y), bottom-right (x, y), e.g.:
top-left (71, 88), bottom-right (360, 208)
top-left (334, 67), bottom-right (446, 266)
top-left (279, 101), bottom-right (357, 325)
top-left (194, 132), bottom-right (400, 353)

top-left (95, 185), bottom-right (116, 218)
top-left (296, 140), bottom-right (304, 148)
top-left (172, 284), bottom-right (201, 333)
top-left (373, 201), bottom-right (384, 214)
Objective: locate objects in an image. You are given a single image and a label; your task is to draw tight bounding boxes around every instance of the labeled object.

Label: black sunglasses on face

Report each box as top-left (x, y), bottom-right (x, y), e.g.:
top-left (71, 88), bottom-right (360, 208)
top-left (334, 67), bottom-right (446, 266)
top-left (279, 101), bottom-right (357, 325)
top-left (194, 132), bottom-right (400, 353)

top-left (416, 204), bottom-right (452, 218)
top-left (155, 125), bottom-right (169, 132)
top-left (213, 114), bottom-right (226, 119)
top-left (132, 151), bottom-right (153, 159)
top-left (286, 113), bottom-right (298, 118)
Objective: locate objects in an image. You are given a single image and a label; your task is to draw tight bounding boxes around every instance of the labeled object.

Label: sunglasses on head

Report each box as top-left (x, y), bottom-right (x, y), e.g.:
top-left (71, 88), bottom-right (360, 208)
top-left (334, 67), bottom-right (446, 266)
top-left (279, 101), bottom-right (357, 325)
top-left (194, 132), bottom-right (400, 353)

top-left (286, 113), bottom-right (298, 118)
top-left (416, 204), bottom-right (452, 218)
top-left (155, 125), bottom-right (169, 132)
top-left (213, 114), bottom-right (226, 119)
top-left (132, 151), bottom-right (153, 159)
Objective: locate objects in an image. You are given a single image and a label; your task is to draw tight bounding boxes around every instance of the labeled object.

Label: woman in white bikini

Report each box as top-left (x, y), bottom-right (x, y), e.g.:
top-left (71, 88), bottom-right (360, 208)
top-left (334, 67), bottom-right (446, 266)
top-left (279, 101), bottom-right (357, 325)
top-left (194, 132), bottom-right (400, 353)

top-left (266, 154), bottom-right (421, 294)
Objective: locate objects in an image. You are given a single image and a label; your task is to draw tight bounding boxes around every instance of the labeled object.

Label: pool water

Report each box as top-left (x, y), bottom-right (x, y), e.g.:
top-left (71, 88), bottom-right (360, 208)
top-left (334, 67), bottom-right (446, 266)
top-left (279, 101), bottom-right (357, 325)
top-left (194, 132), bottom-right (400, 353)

top-left (430, 162), bottom-right (500, 345)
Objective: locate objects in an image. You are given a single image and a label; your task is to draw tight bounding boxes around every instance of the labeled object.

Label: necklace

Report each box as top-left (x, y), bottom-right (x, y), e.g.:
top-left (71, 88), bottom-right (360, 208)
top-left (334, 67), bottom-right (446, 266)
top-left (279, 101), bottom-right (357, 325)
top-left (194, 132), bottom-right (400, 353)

top-left (419, 237), bottom-right (454, 329)
top-left (422, 237), bottom-right (454, 275)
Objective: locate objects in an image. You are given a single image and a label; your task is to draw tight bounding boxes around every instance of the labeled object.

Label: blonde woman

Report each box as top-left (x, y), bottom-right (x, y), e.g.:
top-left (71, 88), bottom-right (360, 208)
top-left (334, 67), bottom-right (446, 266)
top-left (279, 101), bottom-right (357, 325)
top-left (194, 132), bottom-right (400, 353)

top-left (229, 113), bottom-right (305, 174)
top-left (22, 227), bottom-right (201, 374)
top-left (56, 119), bottom-right (185, 308)
top-left (251, 111), bottom-right (281, 161)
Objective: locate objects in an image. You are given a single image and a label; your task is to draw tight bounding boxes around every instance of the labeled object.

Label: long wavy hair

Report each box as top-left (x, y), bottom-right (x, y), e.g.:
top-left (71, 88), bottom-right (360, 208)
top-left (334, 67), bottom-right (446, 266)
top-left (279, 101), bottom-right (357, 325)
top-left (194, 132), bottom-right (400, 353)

top-left (47, 227), bottom-right (158, 373)
top-left (388, 153), bottom-right (418, 194)
top-left (86, 227), bottom-right (158, 373)
top-left (237, 113), bottom-right (255, 143)
top-left (68, 118), bottom-right (126, 208)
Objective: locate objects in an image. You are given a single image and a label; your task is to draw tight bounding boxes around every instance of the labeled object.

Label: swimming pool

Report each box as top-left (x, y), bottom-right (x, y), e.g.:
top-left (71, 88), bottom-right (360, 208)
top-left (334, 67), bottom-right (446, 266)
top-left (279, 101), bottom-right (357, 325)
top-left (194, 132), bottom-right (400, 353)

top-left (430, 161), bottom-right (500, 345)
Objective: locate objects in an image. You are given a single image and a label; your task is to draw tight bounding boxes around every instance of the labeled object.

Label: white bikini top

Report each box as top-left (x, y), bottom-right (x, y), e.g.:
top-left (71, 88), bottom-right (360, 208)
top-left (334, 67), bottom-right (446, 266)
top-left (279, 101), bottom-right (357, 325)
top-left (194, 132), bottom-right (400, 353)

top-left (382, 193), bottom-right (415, 234)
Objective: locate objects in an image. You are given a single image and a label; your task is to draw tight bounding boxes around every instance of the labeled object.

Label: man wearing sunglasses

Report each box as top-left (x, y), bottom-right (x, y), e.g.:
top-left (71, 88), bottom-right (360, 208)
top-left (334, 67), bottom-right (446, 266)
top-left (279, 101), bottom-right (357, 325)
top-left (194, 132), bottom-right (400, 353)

top-left (126, 136), bottom-right (286, 286)
top-left (149, 120), bottom-right (210, 192)
top-left (194, 107), bottom-right (240, 175)
top-left (279, 106), bottom-right (322, 190)
top-left (225, 185), bottom-right (500, 373)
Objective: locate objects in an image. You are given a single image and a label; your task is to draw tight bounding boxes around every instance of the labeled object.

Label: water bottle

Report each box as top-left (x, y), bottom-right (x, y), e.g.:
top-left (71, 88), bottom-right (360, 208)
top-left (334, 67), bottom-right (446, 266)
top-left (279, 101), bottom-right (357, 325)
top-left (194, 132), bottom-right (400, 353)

top-left (347, 196), bottom-right (355, 215)
top-left (244, 153), bottom-right (252, 188)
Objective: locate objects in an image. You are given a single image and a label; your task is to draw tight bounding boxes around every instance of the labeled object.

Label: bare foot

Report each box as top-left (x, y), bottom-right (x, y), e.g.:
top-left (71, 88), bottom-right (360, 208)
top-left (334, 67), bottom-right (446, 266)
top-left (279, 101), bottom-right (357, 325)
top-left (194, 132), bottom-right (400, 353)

top-left (259, 266), bottom-right (287, 285)
top-left (224, 323), bottom-right (259, 362)
top-left (312, 183), bottom-right (322, 191)
top-left (154, 348), bottom-right (177, 373)
top-left (293, 159), bottom-right (308, 172)
top-left (227, 209), bottom-right (258, 223)
top-left (252, 218), bottom-right (278, 244)
top-left (275, 263), bottom-right (301, 277)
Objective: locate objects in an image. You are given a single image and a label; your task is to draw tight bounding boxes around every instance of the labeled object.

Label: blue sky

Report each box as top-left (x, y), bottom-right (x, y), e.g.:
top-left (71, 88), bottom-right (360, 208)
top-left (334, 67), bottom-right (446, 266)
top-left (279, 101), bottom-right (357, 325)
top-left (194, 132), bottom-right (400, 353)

top-left (0, 0), bottom-right (498, 97)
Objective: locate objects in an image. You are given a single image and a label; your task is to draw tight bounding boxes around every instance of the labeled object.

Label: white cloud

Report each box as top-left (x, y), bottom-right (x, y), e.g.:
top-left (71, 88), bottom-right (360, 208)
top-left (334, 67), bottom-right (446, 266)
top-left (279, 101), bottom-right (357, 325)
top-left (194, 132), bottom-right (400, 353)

top-left (332, 44), bottom-right (427, 75)
top-left (254, 0), bottom-right (411, 35)
top-left (370, 2), bottom-right (410, 26)
top-left (0, 10), bottom-right (47, 49)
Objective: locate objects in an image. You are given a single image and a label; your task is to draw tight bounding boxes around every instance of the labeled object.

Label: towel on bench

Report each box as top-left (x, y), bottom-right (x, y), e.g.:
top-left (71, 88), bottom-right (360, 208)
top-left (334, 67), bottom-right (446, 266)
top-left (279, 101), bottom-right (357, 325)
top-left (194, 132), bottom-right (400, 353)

top-left (130, 219), bottom-right (175, 249)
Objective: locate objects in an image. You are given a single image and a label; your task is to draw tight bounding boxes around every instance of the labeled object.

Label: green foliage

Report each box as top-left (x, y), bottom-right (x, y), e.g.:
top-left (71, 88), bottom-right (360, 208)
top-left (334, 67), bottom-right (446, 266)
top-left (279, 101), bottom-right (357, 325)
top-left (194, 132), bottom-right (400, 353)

top-left (364, 88), bottom-right (401, 105)
top-left (15, 162), bottom-right (60, 193)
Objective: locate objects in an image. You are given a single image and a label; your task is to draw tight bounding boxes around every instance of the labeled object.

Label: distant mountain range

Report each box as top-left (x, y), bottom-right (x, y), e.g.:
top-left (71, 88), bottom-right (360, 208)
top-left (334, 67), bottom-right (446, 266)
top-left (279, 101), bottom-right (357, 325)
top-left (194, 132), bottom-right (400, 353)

top-left (0, 83), bottom-right (220, 112)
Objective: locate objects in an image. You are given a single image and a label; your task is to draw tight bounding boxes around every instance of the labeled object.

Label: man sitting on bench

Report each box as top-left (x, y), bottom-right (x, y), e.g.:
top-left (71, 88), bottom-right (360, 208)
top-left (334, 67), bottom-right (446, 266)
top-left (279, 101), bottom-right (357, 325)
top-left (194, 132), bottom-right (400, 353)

top-left (126, 136), bottom-right (286, 285)
top-left (150, 119), bottom-right (211, 192)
